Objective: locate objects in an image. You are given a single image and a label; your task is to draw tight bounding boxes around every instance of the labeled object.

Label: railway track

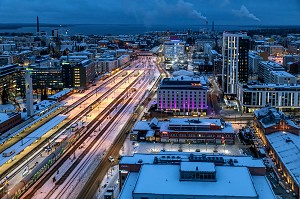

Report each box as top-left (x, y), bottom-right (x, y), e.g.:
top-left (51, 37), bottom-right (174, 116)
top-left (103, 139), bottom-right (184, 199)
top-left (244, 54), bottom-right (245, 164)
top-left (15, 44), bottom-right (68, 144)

top-left (0, 68), bottom-right (140, 181)
top-left (54, 88), bottom-right (143, 199)
top-left (44, 98), bottom-right (131, 199)
top-left (21, 66), bottom-right (146, 199)
top-left (77, 58), bottom-right (164, 199)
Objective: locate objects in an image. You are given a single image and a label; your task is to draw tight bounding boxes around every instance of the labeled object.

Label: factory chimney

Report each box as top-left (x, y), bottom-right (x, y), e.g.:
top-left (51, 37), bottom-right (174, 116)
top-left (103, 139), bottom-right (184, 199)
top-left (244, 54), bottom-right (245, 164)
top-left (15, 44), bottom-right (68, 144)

top-left (37, 16), bottom-right (40, 33)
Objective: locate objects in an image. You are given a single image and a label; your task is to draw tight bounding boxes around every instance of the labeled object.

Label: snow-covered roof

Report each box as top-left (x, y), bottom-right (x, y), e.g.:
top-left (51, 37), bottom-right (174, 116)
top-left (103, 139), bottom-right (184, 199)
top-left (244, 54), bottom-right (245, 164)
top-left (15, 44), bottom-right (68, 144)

top-left (119, 172), bottom-right (139, 199)
top-left (33, 100), bottom-right (58, 115)
top-left (173, 70), bottom-right (194, 77)
top-left (133, 121), bottom-right (153, 131)
top-left (60, 44), bottom-right (73, 52)
top-left (48, 88), bottom-right (73, 100)
top-left (119, 152), bottom-right (265, 168)
top-left (252, 176), bottom-right (276, 199)
top-left (146, 130), bottom-right (155, 137)
top-left (180, 162), bottom-right (215, 172)
top-left (0, 113), bottom-right (10, 122)
top-left (254, 106), bottom-right (298, 129)
top-left (133, 165), bottom-right (258, 198)
top-left (150, 117), bottom-right (158, 126)
top-left (169, 118), bottom-right (221, 126)
top-left (0, 112), bottom-right (20, 124)
top-left (160, 118), bottom-right (234, 134)
top-left (266, 131), bottom-right (300, 185)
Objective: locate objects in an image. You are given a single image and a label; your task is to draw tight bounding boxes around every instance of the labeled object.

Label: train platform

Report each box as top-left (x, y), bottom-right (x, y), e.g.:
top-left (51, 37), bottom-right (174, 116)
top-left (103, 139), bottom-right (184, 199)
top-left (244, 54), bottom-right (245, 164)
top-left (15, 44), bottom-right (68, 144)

top-left (0, 114), bottom-right (69, 181)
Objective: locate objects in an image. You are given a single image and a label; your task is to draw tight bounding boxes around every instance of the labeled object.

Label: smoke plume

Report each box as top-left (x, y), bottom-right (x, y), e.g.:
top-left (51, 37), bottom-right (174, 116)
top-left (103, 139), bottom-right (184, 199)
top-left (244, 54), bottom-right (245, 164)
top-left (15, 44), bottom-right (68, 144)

top-left (232, 5), bottom-right (260, 21)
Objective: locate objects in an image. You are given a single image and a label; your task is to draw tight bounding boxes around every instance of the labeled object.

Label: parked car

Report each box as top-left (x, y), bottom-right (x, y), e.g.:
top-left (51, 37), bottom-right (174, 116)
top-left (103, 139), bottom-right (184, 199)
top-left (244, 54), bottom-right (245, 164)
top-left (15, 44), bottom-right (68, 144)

top-left (108, 156), bottom-right (115, 162)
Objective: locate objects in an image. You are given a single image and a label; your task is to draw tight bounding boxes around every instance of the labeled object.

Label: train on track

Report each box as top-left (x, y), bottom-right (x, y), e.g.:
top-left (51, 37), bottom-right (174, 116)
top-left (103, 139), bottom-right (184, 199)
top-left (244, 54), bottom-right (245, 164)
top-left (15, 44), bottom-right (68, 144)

top-left (7, 127), bottom-right (85, 199)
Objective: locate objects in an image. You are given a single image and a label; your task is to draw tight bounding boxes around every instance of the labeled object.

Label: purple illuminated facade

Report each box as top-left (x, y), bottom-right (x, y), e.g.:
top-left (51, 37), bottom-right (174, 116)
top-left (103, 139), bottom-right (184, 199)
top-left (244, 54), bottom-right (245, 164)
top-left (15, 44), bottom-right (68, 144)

top-left (157, 76), bottom-right (208, 115)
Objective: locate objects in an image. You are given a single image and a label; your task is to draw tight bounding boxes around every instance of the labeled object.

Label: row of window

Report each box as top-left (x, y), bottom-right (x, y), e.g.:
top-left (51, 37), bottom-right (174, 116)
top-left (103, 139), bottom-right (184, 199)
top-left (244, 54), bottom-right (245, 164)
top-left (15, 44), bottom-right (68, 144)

top-left (167, 133), bottom-right (233, 138)
top-left (159, 91), bottom-right (206, 94)
top-left (181, 171), bottom-right (216, 180)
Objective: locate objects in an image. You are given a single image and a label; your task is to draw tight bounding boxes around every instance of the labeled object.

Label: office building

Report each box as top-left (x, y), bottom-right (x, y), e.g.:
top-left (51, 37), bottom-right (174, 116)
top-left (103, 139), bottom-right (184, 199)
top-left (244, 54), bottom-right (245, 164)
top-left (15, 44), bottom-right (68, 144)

top-left (269, 71), bottom-right (296, 84)
top-left (27, 59), bottom-right (63, 92)
top-left (0, 64), bottom-right (19, 100)
top-left (222, 33), bottom-right (250, 95)
top-left (61, 59), bottom-right (96, 89)
top-left (163, 37), bottom-right (185, 61)
top-left (157, 75), bottom-right (208, 115)
top-left (258, 61), bottom-right (285, 83)
top-left (237, 82), bottom-right (300, 113)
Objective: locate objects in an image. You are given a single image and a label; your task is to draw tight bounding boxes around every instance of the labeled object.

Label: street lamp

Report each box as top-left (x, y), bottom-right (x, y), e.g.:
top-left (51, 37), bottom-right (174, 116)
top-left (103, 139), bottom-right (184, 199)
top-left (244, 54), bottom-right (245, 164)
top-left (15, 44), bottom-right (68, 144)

top-left (188, 141), bottom-right (191, 152)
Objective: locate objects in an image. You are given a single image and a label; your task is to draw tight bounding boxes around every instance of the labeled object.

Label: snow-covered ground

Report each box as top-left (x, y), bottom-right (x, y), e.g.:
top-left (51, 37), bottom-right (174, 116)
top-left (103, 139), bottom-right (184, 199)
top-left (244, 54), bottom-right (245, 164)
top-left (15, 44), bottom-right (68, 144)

top-left (29, 58), bottom-right (159, 199)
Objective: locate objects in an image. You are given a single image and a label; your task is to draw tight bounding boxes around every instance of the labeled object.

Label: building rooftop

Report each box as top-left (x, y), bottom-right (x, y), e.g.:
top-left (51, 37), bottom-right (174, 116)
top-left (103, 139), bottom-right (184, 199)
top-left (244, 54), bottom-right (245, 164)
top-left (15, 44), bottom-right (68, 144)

top-left (270, 71), bottom-right (295, 78)
top-left (119, 152), bottom-right (265, 168)
top-left (118, 172), bottom-right (139, 199)
top-left (132, 164), bottom-right (258, 198)
top-left (259, 61), bottom-right (283, 68)
top-left (173, 70), bottom-right (194, 77)
top-left (160, 118), bottom-right (234, 134)
top-left (0, 112), bottom-right (19, 124)
top-left (266, 131), bottom-right (300, 185)
top-left (254, 106), bottom-right (298, 129)
top-left (169, 117), bottom-right (222, 126)
top-left (240, 82), bottom-right (300, 90)
top-left (180, 162), bottom-right (215, 172)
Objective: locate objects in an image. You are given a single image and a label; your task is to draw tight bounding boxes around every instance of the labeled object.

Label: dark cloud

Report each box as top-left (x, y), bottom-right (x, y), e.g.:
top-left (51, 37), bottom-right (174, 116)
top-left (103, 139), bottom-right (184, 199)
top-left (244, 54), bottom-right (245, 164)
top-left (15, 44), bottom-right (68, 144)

top-left (0, 0), bottom-right (298, 25)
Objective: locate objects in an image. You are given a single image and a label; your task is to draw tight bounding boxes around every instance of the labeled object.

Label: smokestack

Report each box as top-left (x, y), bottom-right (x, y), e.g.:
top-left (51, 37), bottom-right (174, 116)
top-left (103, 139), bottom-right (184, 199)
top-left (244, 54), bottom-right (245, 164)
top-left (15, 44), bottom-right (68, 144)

top-left (37, 16), bottom-right (40, 33)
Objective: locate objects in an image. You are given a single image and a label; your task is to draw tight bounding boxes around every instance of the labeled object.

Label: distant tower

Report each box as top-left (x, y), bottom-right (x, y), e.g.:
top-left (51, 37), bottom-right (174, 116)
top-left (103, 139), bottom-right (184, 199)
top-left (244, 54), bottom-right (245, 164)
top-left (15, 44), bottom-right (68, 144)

top-left (212, 21), bottom-right (215, 32)
top-left (25, 70), bottom-right (34, 117)
top-left (37, 16), bottom-right (40, 33)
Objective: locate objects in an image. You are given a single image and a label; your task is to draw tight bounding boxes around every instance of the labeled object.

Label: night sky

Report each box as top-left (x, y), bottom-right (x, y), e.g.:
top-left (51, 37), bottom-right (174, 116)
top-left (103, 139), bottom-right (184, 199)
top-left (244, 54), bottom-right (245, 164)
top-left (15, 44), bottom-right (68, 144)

top-left (0, 0), bottom-right (299, 26)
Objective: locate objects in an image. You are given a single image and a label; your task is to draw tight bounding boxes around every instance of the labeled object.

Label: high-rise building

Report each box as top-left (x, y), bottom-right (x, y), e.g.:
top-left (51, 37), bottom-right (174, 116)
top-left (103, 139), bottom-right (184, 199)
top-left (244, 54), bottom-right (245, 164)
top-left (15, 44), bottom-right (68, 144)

top-left (163, 37), bottom-right (185, 61)
top-left (222, 33), bottom-right (250, 95)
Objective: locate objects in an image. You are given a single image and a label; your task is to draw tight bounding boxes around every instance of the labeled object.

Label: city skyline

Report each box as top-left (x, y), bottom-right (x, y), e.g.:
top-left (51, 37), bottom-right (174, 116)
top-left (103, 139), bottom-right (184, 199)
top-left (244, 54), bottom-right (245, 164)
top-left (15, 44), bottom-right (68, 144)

top-left (0, 0), bottom-right (299, 26)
